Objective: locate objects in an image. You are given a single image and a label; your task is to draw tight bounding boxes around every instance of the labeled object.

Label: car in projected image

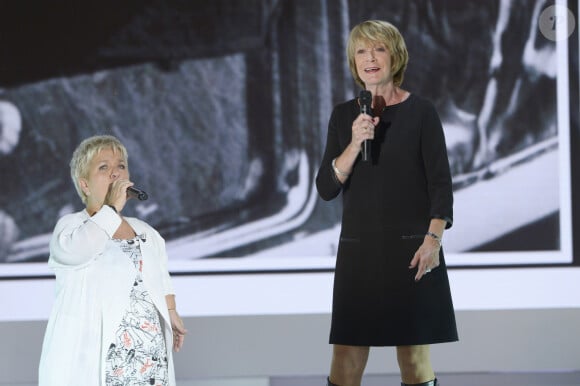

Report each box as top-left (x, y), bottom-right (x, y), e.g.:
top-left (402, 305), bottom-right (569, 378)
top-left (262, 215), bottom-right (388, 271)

top-left (0, 0), bottom-right (573, 274)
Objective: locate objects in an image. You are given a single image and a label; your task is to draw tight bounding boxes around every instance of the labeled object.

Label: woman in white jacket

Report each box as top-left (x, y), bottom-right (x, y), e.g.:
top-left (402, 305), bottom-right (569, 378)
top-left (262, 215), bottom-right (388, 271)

top-left (39, 135), bottom-right (187, 386)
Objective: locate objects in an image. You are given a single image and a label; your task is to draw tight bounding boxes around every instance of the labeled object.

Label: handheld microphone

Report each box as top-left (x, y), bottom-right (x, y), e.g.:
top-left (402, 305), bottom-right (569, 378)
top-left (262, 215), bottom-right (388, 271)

top-left (359, 90), bottom-right (373, 162)
top-left (127, 186), bottom-right (149, 201)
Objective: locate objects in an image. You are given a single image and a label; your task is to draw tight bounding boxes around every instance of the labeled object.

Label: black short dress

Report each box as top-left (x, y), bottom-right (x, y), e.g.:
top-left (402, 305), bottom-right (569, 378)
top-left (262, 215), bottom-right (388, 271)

top-left (316, 94), bottom-right (458, 346)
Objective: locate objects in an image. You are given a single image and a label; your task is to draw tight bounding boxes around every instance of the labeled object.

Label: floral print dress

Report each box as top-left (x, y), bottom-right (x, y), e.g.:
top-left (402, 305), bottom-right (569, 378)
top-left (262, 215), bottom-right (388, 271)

top-left (105, 236), bottom-right (169, 386)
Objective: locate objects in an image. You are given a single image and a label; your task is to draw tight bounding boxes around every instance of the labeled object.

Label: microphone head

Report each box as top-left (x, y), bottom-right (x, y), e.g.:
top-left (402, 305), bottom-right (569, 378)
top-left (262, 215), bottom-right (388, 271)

top-left (359, 90), bottom-right (372, 114)
top-left (135, 191), bottom-right (148, 201)
top-left (127, 186), bottom-right (149, 201)
top-left (359, 90), bottom-right (372, 104)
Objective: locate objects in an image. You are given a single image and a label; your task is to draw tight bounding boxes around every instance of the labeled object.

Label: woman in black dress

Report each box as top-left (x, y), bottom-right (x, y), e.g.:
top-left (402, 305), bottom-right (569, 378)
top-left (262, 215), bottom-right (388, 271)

top-left (316, 20), bottom-right (457, 386)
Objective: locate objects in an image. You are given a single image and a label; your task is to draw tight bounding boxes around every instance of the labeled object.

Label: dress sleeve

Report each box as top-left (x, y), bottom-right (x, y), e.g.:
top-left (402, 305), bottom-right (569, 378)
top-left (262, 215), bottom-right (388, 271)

top-left (421, 101), bottom-right (454, 228)
top-left (316, 106), bottom-right (344, 201)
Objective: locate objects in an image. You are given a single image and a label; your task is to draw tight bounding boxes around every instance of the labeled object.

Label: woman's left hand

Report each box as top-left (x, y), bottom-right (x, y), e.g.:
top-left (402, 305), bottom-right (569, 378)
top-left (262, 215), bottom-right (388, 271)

top-left (409, 237), bottom-right (441, 282)
top-left (169, 309), bottom-right (187, 352)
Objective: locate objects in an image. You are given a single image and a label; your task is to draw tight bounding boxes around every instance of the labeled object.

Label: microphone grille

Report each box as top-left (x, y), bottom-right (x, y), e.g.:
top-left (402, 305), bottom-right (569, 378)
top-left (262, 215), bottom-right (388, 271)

top-left (359, 90), bottom-right (372, 104)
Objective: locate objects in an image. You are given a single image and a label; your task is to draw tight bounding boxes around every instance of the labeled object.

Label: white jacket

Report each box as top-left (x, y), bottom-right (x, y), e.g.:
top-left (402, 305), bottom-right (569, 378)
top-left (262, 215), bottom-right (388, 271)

top-left (38, 206), bottom-right (176, 385)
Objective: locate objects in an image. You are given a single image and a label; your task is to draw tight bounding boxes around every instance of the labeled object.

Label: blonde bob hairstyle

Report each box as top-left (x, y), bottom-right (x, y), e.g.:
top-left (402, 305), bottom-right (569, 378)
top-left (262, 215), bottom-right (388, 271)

top-left (347, 20), bottom-right (409, 89)
top-left (70, 135), bottom-right (128, 204)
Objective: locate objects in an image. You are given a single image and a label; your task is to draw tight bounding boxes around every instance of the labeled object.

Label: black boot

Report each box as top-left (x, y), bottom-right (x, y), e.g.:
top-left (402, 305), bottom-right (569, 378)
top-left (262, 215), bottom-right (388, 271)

top-left (327, 376), bottom-right (339, 386)
top-left (401, 378), bottom-right (438, 386)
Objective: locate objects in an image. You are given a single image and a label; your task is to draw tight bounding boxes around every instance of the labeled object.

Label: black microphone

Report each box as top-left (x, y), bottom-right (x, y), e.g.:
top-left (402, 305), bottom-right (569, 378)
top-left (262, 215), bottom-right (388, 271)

top-left (359, 90), bottom-right (373, 162)
top-left (127, 186), bottom-right (149, 201)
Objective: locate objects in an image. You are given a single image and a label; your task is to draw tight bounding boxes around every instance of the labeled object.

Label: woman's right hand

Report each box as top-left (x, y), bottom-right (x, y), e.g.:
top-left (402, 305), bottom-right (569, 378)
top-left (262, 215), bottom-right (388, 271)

top-left (104, 178), bottom-right (133, 213)
top-left (350, 114), bottom-right (379, 150)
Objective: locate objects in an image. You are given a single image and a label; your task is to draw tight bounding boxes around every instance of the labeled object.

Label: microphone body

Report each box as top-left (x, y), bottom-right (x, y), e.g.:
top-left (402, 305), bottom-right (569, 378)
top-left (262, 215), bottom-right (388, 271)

top-left (127, 186), bottom-right (149, 201)
top-left (359, 90), bottom-right (373, 162)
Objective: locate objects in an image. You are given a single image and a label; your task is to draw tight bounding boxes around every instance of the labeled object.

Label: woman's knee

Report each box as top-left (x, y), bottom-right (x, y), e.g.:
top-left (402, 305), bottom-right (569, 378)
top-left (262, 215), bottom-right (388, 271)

top-left (397, 345), bottom-right (432, 373)
top-left (397, 345), bottom-right (435, 384)
top-left (332, 344), bottom-right (369, 374)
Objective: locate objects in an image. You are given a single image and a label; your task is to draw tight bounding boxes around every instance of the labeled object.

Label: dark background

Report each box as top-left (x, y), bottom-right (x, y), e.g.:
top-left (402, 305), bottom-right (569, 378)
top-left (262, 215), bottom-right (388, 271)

top-left (0, 0), bottom-right (577, 268)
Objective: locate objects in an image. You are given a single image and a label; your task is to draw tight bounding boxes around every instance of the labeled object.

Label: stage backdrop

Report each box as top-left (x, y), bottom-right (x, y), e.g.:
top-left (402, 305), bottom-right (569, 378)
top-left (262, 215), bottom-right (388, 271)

top-left (0, 0), bottom-right (578, 285)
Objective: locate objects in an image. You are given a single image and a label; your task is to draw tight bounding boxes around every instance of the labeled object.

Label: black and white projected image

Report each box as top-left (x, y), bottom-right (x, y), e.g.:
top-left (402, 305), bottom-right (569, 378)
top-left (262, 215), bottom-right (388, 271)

top-left (0, 0), bottom-right (577, 276)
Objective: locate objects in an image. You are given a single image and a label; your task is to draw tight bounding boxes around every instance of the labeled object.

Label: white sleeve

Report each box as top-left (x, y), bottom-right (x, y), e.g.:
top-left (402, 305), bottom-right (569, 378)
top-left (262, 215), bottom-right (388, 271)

top-left (49, 207), bottom-right (122, 267)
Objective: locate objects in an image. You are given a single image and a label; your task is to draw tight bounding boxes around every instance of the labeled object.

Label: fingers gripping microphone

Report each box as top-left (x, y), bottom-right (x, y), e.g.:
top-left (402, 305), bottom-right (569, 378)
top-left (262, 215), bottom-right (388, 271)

top-left (127, 186), bottom-right (149, 201)
top-left (359, 90), bottom-right (373, 162)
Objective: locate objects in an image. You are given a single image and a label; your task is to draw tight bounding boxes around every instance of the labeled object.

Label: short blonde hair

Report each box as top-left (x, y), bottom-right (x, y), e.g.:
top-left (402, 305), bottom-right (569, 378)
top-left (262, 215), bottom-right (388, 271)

top-left (70, 135), bottom-right (128, 204)
top-left (347, 20), bottom-right (409, 89)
